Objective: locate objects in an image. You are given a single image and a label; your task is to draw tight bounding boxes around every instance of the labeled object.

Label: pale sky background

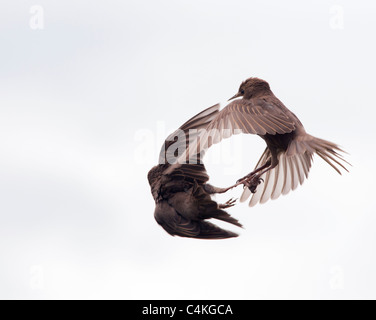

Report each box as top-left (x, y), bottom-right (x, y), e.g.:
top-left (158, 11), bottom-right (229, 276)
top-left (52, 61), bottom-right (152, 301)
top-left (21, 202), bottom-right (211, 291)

top-left (0, 0), bottom-right (375, 299)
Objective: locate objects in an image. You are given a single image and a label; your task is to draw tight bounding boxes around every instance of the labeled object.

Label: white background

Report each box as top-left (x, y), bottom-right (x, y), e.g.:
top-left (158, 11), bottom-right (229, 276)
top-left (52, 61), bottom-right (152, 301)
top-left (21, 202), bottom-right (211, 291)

top-left (0, 0), bottom-right (375, 299)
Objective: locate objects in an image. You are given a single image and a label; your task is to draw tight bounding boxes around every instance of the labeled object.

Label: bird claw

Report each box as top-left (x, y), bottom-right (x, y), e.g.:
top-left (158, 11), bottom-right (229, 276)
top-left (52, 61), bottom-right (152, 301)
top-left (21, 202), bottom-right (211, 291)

top-left (238, 175), bottom-right (264, 193)
top-left (219, 198), bottom-right (237, 209)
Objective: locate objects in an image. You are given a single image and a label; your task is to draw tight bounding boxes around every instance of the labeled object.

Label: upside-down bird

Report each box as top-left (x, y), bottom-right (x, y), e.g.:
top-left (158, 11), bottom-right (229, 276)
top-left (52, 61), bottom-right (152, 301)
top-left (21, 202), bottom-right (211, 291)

top-left (147, 105), bottom-right (242, 239)
top-left (196, 77), bottom-right (349, 207)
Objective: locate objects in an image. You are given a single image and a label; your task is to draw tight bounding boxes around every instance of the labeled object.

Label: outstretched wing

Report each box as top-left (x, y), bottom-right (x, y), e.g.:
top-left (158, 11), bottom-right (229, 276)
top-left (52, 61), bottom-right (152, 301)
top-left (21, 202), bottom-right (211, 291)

top-left (180, 98), bottom-right (298, 161)
top-left (207, 98), bottom-right (296, 135)
top-left (159, 104), bottom-right (220, 165)
top-left (160, 104), bottom-right (221, 183)
top-left (240, 135), bottom-right (349, 207)
top-left (240, 149), bottom-right (313, 207)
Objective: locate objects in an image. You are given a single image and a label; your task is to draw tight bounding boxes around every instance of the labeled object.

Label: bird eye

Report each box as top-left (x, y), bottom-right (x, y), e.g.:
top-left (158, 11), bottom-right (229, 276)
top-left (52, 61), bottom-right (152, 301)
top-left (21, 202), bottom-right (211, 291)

top-left (240, 89), bottom-right (245, 95)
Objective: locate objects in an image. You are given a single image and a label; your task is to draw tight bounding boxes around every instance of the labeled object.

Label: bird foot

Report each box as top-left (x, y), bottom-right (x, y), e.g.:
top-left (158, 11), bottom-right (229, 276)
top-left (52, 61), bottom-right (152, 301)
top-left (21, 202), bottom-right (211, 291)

top-left (223, 173), bottom-right (263, 192)
top-left (237, 175), bottom-right (264, 193)
top-left (219, 198), bottom-right (237, 209)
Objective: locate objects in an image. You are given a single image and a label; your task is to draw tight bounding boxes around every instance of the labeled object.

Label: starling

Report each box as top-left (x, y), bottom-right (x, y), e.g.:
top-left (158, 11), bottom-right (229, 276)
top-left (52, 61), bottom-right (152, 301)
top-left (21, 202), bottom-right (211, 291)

top-left (147, 105), bottom-right (242, 239)
top-left (193, 77), bottom-right (349, 207)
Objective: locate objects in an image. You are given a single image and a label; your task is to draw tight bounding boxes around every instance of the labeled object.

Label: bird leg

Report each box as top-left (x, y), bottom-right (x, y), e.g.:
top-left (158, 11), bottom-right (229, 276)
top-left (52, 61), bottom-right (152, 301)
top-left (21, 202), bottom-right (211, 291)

top-left (236, 159), bottom-right (271, 184)
top-left (216, 160), bottom-right (271, 192)
top-left (236, 155), bottom-right (279, 193)
top-left (218, 198), bottom-right (237, 209)
top-left (204, 185), bottom-right (237, 209)
top-left (203, 184), bottom-right (234, 195)
top-left (205, 155), bottom-right (276, 194)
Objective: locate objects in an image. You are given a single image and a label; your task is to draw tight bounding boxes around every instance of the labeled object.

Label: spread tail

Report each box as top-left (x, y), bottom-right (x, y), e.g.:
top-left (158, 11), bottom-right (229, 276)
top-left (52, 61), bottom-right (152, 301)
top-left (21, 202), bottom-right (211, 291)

top-left (240, 134), bottom-right (350, 207)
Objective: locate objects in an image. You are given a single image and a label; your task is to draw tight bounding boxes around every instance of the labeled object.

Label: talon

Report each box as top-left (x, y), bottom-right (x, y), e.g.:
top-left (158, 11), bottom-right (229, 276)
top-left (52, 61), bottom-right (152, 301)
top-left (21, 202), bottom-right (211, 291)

top-left (219, 198), bottom-right (237, 209)
top-left (242, 175), bottom-right (263, 193)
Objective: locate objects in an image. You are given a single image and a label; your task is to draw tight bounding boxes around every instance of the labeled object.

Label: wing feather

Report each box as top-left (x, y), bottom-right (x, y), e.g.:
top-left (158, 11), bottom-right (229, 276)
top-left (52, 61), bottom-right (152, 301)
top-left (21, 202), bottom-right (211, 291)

top-left (242, 151), bottom-right (313, 207)
top-left (191, 98), bottom-right (297, 158)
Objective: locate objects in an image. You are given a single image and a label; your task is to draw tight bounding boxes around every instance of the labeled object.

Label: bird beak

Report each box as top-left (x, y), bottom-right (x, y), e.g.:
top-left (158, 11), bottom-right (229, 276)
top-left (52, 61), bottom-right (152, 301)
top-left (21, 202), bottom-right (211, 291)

top-left (228, 92), bottom-right (241, 101)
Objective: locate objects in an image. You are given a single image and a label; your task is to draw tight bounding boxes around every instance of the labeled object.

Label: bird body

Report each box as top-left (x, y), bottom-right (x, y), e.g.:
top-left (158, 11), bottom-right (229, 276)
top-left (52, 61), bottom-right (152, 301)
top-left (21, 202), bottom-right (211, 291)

top-left (148, 105), bottom-right (242, 239)
top-left (196, 77), bottom-right (349, 206)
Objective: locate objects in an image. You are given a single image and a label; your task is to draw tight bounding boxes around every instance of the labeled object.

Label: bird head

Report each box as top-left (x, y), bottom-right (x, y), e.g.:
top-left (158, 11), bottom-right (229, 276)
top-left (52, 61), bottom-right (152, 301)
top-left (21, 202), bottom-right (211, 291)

top-left (228, 77), bottom-right (271, 101)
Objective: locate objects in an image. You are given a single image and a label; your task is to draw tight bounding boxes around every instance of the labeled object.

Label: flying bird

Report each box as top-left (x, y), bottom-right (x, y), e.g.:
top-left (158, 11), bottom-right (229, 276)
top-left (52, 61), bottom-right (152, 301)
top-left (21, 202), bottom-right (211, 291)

top-left (147, 105), bottom-right (242, 239)
top-left (194, 77), bottom-right (349, 207)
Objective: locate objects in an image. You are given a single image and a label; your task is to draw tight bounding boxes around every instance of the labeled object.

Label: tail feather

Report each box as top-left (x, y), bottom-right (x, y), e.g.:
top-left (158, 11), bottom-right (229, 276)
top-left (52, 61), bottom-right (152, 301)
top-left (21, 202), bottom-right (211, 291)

top-left (194, 220), bottom-right (239, 239)
top-left (241, 134), bottom-right (349, 207)
top-left (155, 201), bottom-right (239, 239)
top-left (206, 209), bottom-right (243, 228)
top-left (307, 136), bottom-right (350, 174)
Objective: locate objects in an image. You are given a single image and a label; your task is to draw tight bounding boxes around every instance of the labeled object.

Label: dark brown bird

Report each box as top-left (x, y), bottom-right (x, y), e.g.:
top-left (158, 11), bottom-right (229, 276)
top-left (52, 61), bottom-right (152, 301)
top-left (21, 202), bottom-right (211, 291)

top-left (148, 105), bottom-right (242, 239)
top-left (193, 77), bottom-right (349, 207)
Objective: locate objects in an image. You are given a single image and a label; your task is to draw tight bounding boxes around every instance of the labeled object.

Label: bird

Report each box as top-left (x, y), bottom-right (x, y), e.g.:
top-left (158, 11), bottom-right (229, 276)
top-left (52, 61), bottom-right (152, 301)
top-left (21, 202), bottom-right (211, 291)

top-left (190, 77), bottom-right (349, 207)
top-left (147, 104), bottom-right (242, 239)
